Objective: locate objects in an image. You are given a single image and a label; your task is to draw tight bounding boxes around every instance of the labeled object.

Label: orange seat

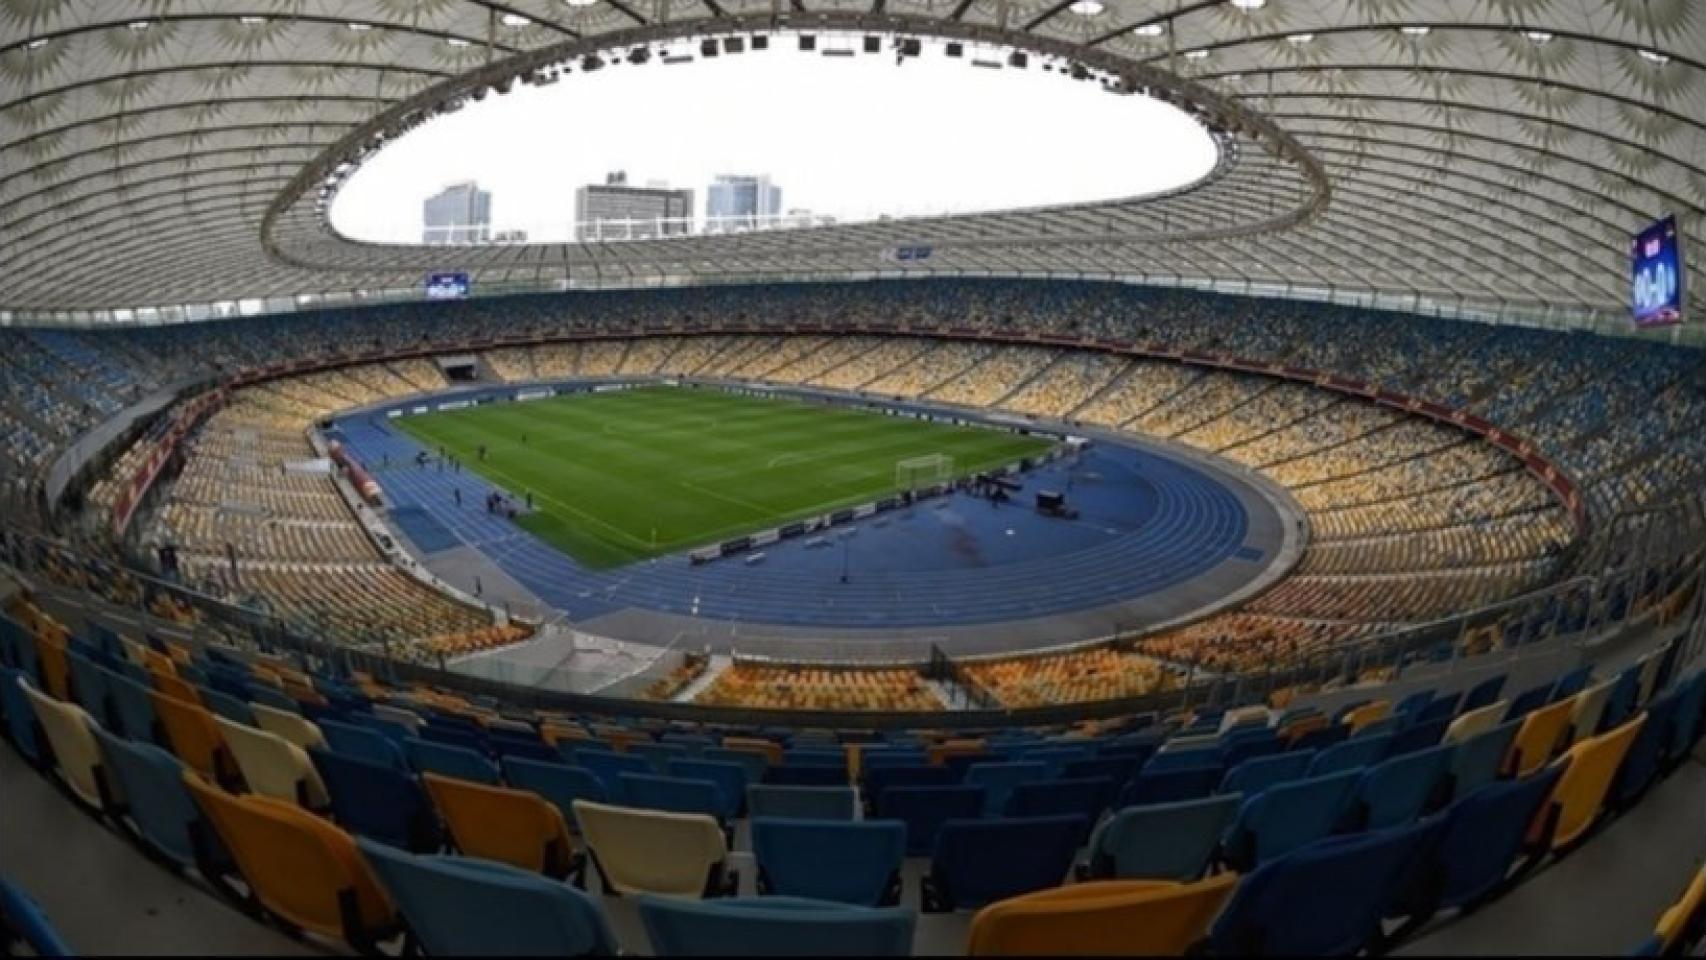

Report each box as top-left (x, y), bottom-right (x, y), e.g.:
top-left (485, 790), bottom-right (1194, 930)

top-left (422, 774), bottom-right (578, 879)
top-left (968, 875), bottom-right (1239, 956)
top-left (720, 736), bottom-right (782, 766)
top-left (1506, 697), bottom-right (1577, 778)
top-left (183, 775), bottom-right (394, 947)
top-left (150, 669), bottom-right (202, 705)
top-left (32, 634), bottom-right (72, 702)
top-left (151, 691), bottom-right (234, 783)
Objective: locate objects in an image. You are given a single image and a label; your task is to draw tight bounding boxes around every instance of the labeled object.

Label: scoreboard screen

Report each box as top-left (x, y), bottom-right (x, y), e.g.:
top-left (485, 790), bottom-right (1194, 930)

top-left (425, 272), bottom-right (471, 300)
top-left (1631, 215), bottom-right (1684, 328)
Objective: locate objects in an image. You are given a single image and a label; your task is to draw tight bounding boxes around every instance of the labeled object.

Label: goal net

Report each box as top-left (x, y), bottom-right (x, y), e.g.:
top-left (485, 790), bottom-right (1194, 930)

top-left (896, 453), bottom-right (954, 492)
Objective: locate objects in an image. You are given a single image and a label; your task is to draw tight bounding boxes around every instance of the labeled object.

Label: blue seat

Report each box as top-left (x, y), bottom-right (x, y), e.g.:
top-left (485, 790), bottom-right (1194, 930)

top-left (1223, 769), bottom-right (1361, 870)
top-left (1212, 819), bottom-right (1443, 956)
top-left (1665, 672), bottom-right (1706, 765)
top-left (781, 748), bottom-right (846, 767)
top-left (66, 652), bottom-right (112, 728)
top-left (1004, 778), bottom-right (1114, 842)
top-left (321, 718), bottom-right (408, 771)
top-left (1600, 666), bottom-right (1643, 734)
top-left (1352, 745), bottom-right (1454, 830)
top-left (877, 785), bottom-right (985, 855)
top-left (1014, 745), bottom-right (1092, 777)
top-left (1306, 735), bottom-right (1392, 776)
top-left (246, 684), bottom-right (300, 714)
top-left (1121, 765), bottom-right (1223, 806)
top-left (1289, 723), bottom-right (1350, 754)
top-left (668, 759), bottom-right (748, 819)
top-left (1612, 688), bottom-right (1684, 807)
top-left (1396, 764), bottom-right (1563, 921)
top-left (1085, 794), bottom-right (1243, 881)
top-left (90, 725), bottom-right (211, 869)
top-left (1415, 695), bottom-right (1462, 727)
top-left (619, 772), bottom-right (727, 822)
top-left (420, 722), bottom-right (488, 754)
top-left (1551, 666), bottom-right (1592, 701)
top-left (752, 819), bottom-right (906, 906)
top-left (1394, 690), bottom-right (1435, 718)
top-left (1461, 674), bottom-right (1507, 713)
top-left (747, 784), bottom-right (857, 821)
top-left (1450, 721), bottom-right (1522, 801)
top-left (359, 839), bottom-right (617, 957)
top-left (572, 749), bottom-right (652, 795)
top-left (488, 734), bottom-right (558, 764)
top-left (310, 748), bottom-right (442, 852)
top-left (923, 815), bottom-right (1084, 911)
top-left (0, 875), bottom-right (72, 958)
top-left (638, 896), bottom-right (915, 957)
top-left (1144, 747), bottom-right (1222, 774)
top-left (1503, 683), bottom-right (1556, 723)
top-left (0, 670), bottom-right (40, 764)
top-left (105, 673), bottom-right (161, 744)
top-left (705, 748), bottom-right (775, 784)
top-left (404, 737), bottom-right (501, 785)
top-left (1386, 719), bottom-right (1450, 759)
top-left (500, 757), bottom-right (608, 832)
top-left (631, 741), bottom-right (690, 773)
top-left (1222, 733), bottom-right (1283, 768)
top-left (1219, 751), bottom-right (1314, 798)
top-left (963, 762), bottom-right (1049, 818)
top-left (765, 764), bottom-right (849, 787)
top-left (863, 764), bottom-right (959, 811)
top-left (861, 748), bottom-right (928, 770)
top-left (195, 687), bottom-right (254, 727)
top-left (1060, 755), bottom-right (1139, 784)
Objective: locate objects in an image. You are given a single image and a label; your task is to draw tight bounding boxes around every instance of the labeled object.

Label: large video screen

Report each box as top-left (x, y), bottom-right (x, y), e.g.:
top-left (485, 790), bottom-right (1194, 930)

top-left (425, 272), bottom-right (471, 300)
top-left (1631, 215), bottom-right (1685, 328)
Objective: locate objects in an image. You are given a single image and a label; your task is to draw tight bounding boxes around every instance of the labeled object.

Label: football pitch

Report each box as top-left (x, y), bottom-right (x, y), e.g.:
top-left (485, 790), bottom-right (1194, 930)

top-left (395, 385), bottom-right (1056, 569)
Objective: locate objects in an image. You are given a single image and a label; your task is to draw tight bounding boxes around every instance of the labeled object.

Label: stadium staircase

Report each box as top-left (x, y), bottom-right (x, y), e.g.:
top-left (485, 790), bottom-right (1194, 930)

top-left (672, 655), bottom-right (731, 703)
top-left (1115, 368), bottom-right (1204, 430)
top-left (1064, 361), bottom-right (1145, 421)
top-left (988, 350), bottom-right (1070, 410)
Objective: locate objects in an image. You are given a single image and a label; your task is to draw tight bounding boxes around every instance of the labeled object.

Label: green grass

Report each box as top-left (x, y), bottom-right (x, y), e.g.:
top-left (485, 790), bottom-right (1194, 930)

top-left (395, 385), bottom-right (1054, 569)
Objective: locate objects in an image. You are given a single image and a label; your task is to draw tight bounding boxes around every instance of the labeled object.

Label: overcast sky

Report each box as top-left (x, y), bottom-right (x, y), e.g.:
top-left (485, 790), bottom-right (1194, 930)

top-left (331, 36), bottom-right (1219, 244)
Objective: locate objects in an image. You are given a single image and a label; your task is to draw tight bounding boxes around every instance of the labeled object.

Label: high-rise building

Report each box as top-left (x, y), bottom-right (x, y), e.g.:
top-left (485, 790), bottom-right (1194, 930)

top-left (574, 171), bottom-right (694, 242)
top-left (705, 175), bottom-right (782, 233)
top-left (421, 181), bottom-right (491, 245)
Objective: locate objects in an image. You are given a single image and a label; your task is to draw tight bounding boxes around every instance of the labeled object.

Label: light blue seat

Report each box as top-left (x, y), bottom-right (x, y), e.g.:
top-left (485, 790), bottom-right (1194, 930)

top-left (704, 748), bottom-right (772, 784)
top-left (752, 819), bottom-right (906, 906)
top-left (963, 762), bottom-right (1048, 818)
top-left (195, 686), bottom-right (255, 727)
top-left (0, 875), bottom-right (73, 958)
top-left (1395, 764), bottom-right (1563, 921)
top-left (631, 741), bottom-right (690, 774)
top-left (321, 718), bottom-right (409, 771)
top-left (619, 772), bottom-right (727, 823)
top-left (668, 759), bottom-right (748, 820)
top-left (1219, 751), bottom-right (1314, 798)
top-left (359, 839), bottom-right (617, 957)
top-left (1450, 721), bottom-right (1521, 801)
top-left (91, 724), bottom-right (217, 869)
top-left (638, 896), bottom-right (915, 957)
top-left (1352, 744), bottom-right (1454, 830)
top-left (501, 757), bottom-right (607, 832)
top-left (573, 749), bottom-right (652, 795)
top-left (1306, 735), bottom-right (1392, 777)
top-left (404, 737), bottom-right (500, 785)
top-left (66, 652), bottom-right (113, 728)
top-left (747, 784), bottom-right (857, 821)
top-left (1223, 769), bottom-right (1361, 870)
top-left (1004, 778), bottom-right (1114, 843)
top-left (105, 672), bottom-right (160, 745)
top-left (1, 670), bottom-right (40, 764)
top-left (1085, 794), bottom-right (1243, 881)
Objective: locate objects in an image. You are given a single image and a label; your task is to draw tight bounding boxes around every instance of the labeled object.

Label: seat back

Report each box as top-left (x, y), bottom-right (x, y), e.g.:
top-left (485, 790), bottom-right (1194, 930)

top-left (667, 759), bottom-right (748, 819)
top-left (1502, 683), bottom-right (1556, 723)
top-left (1449, 720), bottom-right (1521, 801)
top-left (321, 719), bottom-right (407, 771)
top-left (310, 748), bottom-right (442, 852)
top-left (1219, 751), bottom-right (1314, 799)
top-left (572, 800), bottom-right (727, 898)
top-left (1567, 680), bottom-right (1616, 747)
top-left (1460, 674), bottom-right (1507, 713)
top-left (1121, 766), bottom-right (1222, 807)
top-left (405, 737), bottom-right (500, 785)
top-left (1417, 763), bottom-right (1564, 911)
top-left (183, 775), bottom-right (393, 944)
top-left (746, 784), bottom-right (857, 821)
top-left (751, 818), bottom-right (906, 906)
top-left (1653, 865), bottom-right (1706, 955)
top-left (1085, 794), bottom-right (1243, 881)
top-left (1004, 778), bottom-right (1114, 841)
top-left (423, 773), bottom-right (574, 877)
top-left (968, 875), bottom-right (1238, 956)
top-left (150, 692), bottom-right (230, 781)
top-left (1353, 744), bottom-right (1454, 830)
top-left (963, 762), bottom-right (1049, 818)
top-left (251, 702), bottom-right (324, 750)
top-left (1537, 715), bottom-right (1646, 850)
top-left (358, 840), bottom-right (616, 956)
top-left (877, 784), bottom-right (986, 855)
top-left (216, 716), bottom-right (329, 809)
top-left (0, 875), bottom-right (73, 958)
top-left (2, 669), bottom-right (42, 763)
top-left (573, 750), bottom-right (653, 794)
top-left (1505, 696), bottom-right (1576, 778)
top-left (1306, 735), bottom-right (1391, 777)
top-left (1224, 769), bottom-right (1361, 870)
top-left (1667, 672), bottom-right (1706, 764)
top-left (90, 725), bottom-right (203, 867)
top-left (23, 684), bottom-right (105, 807)
top-left (1613, 690), bottom-right (1684, 806)
top-left (638, 896), bottom-right (915, 957)
top-left (66, 652), bottom-right (112, 727)
top-left (620, 772), bottom-right (726, 821)
top-left (929, 815), bottom-right (1084, 910)
top-left (1442, 700), bottom-right (1506, 746)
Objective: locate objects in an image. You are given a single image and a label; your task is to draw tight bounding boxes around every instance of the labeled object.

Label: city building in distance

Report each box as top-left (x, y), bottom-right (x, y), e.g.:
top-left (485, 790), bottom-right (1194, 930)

top-left (421, 180), bottom-right (491, 245)
top-left (574, 171), bottom-right (694, 242)
top-left (706, 174), bottom-right (783, 233)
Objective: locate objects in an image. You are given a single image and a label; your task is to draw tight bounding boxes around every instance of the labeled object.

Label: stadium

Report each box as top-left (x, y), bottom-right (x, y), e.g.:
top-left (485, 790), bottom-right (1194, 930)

top-left (1, 2), bottom-right (1704, 957)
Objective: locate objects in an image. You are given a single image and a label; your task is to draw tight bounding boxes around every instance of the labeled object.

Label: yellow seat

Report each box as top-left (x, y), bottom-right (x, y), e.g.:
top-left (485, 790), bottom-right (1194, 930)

top-left (1279, 714), bottom-right (1328, 746)
top-left (250, 703), bottom-right (326, 751)
top-left (1442, 700), bottom-right (1506, 746)
top-left (32, 635), bottom-right (71, 702)
top-left (572, 800), bottom-right (729, 898)
top-left (23, 684), bottom-right (106, 808)
top-left (1344, 700), bottom-right (1392, 736)
top-left (422, 774), bottom-right (577, 879)
top-left (968, 875), bottom-right (1239, 956)
top-left (1532, 714), bottom-right (1645, 850)
top-left (150, 670), bottom-right (201, 705)
top-left (1505, 696), bottom-right (1576, 778)
top-left (216, 716), bottom-right (330, 809)
top-left (183, 775), bottom-right (394, 946)
top-left (1653, 865), bottom-right (1706, 954)
top-left (151, 691), bottom-right (234, 783)
top-left (719, 736), bottom-right (782, 766)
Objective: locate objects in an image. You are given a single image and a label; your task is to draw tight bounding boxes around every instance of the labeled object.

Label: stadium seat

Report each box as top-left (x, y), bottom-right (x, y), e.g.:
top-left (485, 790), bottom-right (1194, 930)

top-left (922, 815), bottom-right (1084, 912)
top-left (1443, 700), bottom-right (1507, 746)
top-left (667, 759), bottom-right (749, 819)
top-left (251, 703), bottom-right (325, 751)
top-left (631, 741), bottom-right (690, 773)
top-left (500, 757), bottom-right (607, 832)
top-left (877, 784), bottom-right (986, 855)
top-left (1121, 766), bottom-right (1222, 807)
top-left (1060, 755), bottom-right (1140, 784)
top-left (1505, 696), bottom-right (1576, 778)
top-left (706, 748), bottom-right (775, 785)
top-left (751, 818), bottom-right (906, 906)
top-left (2, 670), bottom-right (43, 764)
top-left (620, 772), bottom-right (728, 823)
top-left (309, 748), bottom-right (443, 853)
top-left (572, 800), bottom-right (734, 898)
top-left (358, 840), bottom-right (618, 957)
top-left (638, 896), bottom-right (915, 957)
top-left (1645, 865), bottom-right (1706, 958)
top-left (1219, 751), bottom-right (1314, 798)
top-left (405, 737), bottom-right (501, 785)
top-left (1306, 735), bottom-right (1391, 777)
top-left (1350, 744), bottom-right (1454, 830)
top-left (864, 764), bottom-right (961, 810)
top-left (1083, 794), bottom-right (1242, 881)
top-left (1612, 689), bottom-right (1685, 807)
top-left (22, 684), bottom-right (105, 809)
top-left (1665, 672), bottom-right (1706, 766)
top-left (967, 874), bottom-right (1238, 956)
top-left (197, 687), bottom-right (256, 727)
top-left (1003, 778), bottom-right (1114, 842)
top-left (1222, 769), bottom-right (1362, 871)
top-left (0, 875), bottom-right (73, 958)
top-left (1211, 819), bottom-right (1442, 956)
top-left (1461, 675), bottom-right (1507, 713)
top-left (66, 652), bottom-right (113, 729)
top-left (216, 716), bottom-right (330, 810)
top-left (320, 718), bottom-right (408, 772)
top-left (1535, 716), bottom-right (1646, 851)
top-left (964, 762), bottom-right (1049, 818)
top-left (422, 773), bottom-right (579, 879)
top-left (183, 774), bottom-right (396, 949)
top-left (747, 784), bottom-right (857, 821)
top-left (1449, 721), bottom-right (1522, 801)
top-left (1600, 667), bottom-right (1643, 735)
top-left (151, 692), bottom-right (236, 784)
top-left (90, 725), bottom-right (210, 869)
top-left (571, 749), bottom-right (653, 795)
top-left (1502, 683), bottom-right (1556, 723)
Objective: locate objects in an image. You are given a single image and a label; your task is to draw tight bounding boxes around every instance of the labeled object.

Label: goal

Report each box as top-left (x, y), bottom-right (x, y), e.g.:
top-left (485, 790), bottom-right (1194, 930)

top-left (896, 453), bottom-right (954, 492)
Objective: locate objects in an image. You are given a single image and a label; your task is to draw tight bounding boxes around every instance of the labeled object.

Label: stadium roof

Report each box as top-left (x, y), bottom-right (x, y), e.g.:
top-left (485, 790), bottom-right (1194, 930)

top-left (1, 0), bottom-right (1702, 334)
